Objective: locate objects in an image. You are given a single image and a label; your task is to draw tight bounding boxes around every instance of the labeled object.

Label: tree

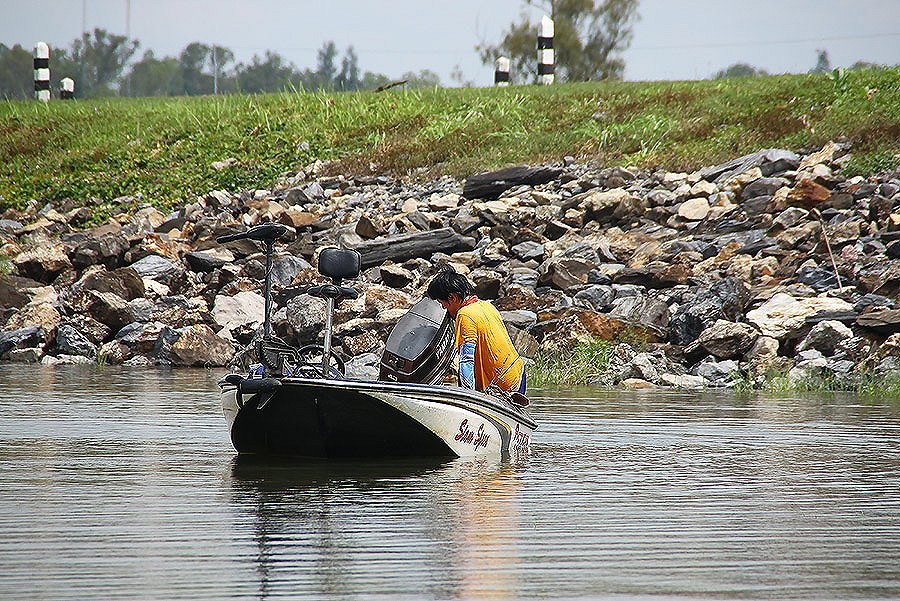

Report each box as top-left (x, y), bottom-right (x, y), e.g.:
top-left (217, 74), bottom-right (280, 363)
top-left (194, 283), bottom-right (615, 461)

top-left (0, 44), bottom-right (33, 99)
top-left (235, 51), bottom-right (300, 93)
top-left (335, 46), bottom-right (361, 91)
top-left (713, 63), bottom-right (768, 79)
top-left (810, 49), bottom-right (831, 74)
top-left (123, 50), bottom-right (182, 96)
top-left (69, 28), bottom-right (140, 96)
top-left (478, 0), bottom-right (639, 83)
top-left (401, 69), bottom-right (442, 88)
top-left (359, 71), bottom-right (392, 91)
top-left (179, 42), bottom-right (214, 95)
top-left (316, 41), bottom-right (339, 88)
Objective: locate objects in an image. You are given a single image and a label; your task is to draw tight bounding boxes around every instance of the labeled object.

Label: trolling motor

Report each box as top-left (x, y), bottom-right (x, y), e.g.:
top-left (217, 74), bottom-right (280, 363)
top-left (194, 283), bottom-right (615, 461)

top-left (216, 224), bottom-right (361, 379)
top-left (216, 223), bottom-right (288, 342)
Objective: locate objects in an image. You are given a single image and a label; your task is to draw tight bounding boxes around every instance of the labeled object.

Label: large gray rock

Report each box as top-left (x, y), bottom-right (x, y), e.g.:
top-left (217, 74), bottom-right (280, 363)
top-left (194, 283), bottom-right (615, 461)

top-left (699, 148), bottom-right (800, 183)
top-left (746, 293), bottom-right (854, 340)
top-left (669, 278), bottom-right (749, 345)
top-left (797, 320), bottom-right (854, 356)
top-left (129, 255), bottom-right (180, 282)
top-left (0, 326), bottom-right (47, 359)
top-left (55, 324), bottom-right (97, 359)
top-left (170, 324), bottom-right (234, 367)
top-left (698, 320), bottom-right (759, 359)
top-left (212, 291), bottom-right (264, 339)
top-left (13, 243), bottom-right (71, 283)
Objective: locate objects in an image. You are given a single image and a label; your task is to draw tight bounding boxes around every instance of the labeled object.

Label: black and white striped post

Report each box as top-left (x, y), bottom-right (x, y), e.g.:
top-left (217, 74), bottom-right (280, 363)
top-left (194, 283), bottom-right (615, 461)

top-left (33, 42), bottom-right (50, 102)
top-left (537, 15), bottom-right (555, 85)
top-left (494, 57), bottom-right (510, 86)
top-left (60, 78), bottom-right (75, 99)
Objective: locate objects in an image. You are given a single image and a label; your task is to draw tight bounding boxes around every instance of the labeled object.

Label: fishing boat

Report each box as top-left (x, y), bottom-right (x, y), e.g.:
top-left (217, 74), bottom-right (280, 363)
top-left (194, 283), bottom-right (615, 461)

top-left (216, 223), bottom-right (536, 459)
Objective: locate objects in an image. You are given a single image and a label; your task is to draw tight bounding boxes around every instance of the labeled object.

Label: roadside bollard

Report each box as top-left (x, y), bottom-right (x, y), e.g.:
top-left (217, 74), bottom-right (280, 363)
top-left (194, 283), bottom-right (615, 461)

top-left (34, 42), bottom-right (50, 102)
top-left (538, 15), bottom-right (555, 85)
top-left (495, 57), bottom-right (510, 86)
top-left (61, 78), bottom-right (75, 99)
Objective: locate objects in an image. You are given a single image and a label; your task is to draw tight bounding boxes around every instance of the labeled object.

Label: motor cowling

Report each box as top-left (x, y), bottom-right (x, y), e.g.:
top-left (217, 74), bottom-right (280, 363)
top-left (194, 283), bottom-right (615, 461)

top-left (379, 298), bottom-right (455, 384)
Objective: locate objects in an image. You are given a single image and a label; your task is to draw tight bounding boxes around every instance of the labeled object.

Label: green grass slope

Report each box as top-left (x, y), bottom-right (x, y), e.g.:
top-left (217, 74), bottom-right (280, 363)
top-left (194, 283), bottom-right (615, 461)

top-left (1, 68), bottom-right (898, 215)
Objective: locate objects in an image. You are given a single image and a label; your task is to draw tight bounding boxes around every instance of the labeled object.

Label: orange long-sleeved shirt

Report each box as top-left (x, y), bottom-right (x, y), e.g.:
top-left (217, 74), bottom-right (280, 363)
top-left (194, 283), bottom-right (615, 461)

top-left (455, 300), bottom-right (523, 392)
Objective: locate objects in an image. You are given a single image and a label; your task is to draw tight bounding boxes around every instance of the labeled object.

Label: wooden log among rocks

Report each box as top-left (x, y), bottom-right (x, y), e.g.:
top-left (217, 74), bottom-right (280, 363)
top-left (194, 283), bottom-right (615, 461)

top-left (351, 228), bottom-right (476, 268)
top-left (463, 165), bottom-right (562, 200)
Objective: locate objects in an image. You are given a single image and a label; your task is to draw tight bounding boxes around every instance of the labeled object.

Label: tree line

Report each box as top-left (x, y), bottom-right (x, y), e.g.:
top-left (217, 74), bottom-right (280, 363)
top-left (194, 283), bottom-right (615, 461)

top-left (0, 29), bottom-right (441, 99)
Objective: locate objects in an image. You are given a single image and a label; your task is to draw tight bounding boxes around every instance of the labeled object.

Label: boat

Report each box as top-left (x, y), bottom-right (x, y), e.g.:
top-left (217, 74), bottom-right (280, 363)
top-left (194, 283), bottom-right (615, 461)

top-left (216, 223), bottom-right (536, 459)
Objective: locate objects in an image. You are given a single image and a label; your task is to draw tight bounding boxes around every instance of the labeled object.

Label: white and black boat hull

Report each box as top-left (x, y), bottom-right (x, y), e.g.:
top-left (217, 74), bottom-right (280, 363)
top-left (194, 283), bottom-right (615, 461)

top-left (220, 377), bottom-right (535, 459)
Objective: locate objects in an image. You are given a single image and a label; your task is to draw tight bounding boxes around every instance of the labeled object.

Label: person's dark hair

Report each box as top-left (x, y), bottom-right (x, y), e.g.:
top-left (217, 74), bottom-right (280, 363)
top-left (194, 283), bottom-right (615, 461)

top-left (426, 267), bottom-right (475, 301)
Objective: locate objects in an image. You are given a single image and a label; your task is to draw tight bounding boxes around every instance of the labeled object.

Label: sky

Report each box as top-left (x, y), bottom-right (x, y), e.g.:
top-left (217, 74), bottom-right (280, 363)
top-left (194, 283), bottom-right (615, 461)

top-left (1, 0), bottom-right (898, 86)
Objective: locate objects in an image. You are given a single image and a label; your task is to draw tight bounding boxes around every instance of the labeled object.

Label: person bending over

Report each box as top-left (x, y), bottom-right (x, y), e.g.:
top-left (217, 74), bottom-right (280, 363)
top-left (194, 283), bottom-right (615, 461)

top-left (426, 267), bottom-right (526, 395)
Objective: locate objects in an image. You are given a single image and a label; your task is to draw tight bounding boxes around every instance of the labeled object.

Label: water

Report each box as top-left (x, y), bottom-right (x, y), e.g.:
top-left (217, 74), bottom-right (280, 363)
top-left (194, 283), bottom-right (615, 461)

top-left (1, 365), bottom-right (899, 599)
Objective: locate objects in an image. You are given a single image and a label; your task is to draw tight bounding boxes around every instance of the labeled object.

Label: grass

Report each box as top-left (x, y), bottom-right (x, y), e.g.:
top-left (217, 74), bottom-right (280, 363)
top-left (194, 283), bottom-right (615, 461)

top-left (529, 339), bottom-right (615, 387)
top-left (531, 340), bottom-right (900, 398)
top-left (1, 68), bottom-right (898, 218)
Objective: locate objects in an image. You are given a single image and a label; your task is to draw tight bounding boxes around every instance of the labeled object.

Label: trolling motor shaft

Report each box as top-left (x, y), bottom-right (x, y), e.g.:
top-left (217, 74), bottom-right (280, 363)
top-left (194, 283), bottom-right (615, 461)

top-left (216, 223), bottom-right (289, 342)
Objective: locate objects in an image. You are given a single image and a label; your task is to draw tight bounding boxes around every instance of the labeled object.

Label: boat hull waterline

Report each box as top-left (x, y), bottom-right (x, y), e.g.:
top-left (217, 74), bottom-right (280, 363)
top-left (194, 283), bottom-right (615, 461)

top-left (220, 377), bottom-right (536, 459)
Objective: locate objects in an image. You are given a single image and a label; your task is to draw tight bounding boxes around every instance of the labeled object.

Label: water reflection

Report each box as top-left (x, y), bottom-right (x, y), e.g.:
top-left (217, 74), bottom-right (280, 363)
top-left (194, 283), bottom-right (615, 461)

top-left (227, 456), bottom-right (526, 599)
top-left (1, 365), bottom-right (899, 599)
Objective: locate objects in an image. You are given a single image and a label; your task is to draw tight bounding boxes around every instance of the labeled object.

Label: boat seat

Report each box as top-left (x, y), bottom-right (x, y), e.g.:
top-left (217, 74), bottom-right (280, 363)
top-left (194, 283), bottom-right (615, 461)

top-left (307, 284), bottom-right (359, 301)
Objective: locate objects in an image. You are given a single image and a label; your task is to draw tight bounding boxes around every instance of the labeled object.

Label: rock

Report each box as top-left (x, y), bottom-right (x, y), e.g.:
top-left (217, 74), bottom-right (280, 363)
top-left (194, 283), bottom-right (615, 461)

top-left (59, 315), bottom-right (110, 345)
top-left (786, 178), bottom-right (831, 209)
top-left (677, 197), bottom-right (710, 220)
top-left (470, 268), bottom-right (503, 299)
top-left (4, 301), bottom-right (61, 333)
top-left (7, 347), bottom-right (43, 363)
top-left (279, 208), bottom-right (318, 229)
top-left (857, 309), bottom-right (900, 335)
top-left (697, 319), bottom-right (759, 359)
top-left (379, 264), bottom-right (415, 289)
top-left (580, 188), bottom-right (642, 222)
top-left (185, 248), bottom-right (234, 272)
top-left (55, 323), bottom-right (97, 359)
top-left (355, 214), bottom-right (385, 239)
top-left (501, 310), bottom-right (538, 329)
top-left (129, 295), bottom-right (211, 327)
top-left (699, 148), bottom-right (800, 183)
top-left (0, 326), bottom-right (47, 359)
top-left (797, 320), bottom-right (853, 355)
top-left (344, 352), bottom-right (381, 380)
top-left (659, 373), bottom-right (707, 389)
top-left (741, 177), bottom-right (788, 200)
top-left (511, 241), bottom-right (545, 262)
top-left (170, 324), bottom-right (234, 367)
top-left (66, 232), bottom-right (129, 269)
top-left (746, 293), bottom-right (853, 341)
top-left (695, 358), bottom-right (740, 386)
top-left (86, 290), bottom-right (135, 331)
top-left (79, 267), bottom-right (145, 301)
top-left (0, 274), bottom-right (47, 309)
top-left (271, 254), bottom-right (312, 287)
top-left (212, 291), bottom-right (264, 339)
top-left (607, 295), bottom-right (670, 336)
top-left (13, 243), bottom-right (71, 282)
top-left (538, 257), bottom-right (594, 291)
top-left (129, 255), bottom-right (181, 283)
top-left (669, 277), bottom-right (749, 345)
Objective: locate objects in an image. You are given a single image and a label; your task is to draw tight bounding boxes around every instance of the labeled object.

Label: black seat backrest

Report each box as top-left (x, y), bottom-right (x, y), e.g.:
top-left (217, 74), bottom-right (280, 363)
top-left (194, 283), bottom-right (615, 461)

top-left (318, 247), bottom-right (361, 282)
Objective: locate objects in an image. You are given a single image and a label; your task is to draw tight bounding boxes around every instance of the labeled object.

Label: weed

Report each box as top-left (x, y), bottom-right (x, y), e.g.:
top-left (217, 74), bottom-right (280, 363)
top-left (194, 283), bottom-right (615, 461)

top-left (1, 67), bottom-right (898, 213)
top-left (530, 338), bottom-right (615, 388)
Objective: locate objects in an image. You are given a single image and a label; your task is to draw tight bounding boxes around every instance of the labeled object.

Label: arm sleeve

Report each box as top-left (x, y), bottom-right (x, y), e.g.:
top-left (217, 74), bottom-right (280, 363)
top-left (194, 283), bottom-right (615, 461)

top-left (458, 341), bottom-right (476, 389)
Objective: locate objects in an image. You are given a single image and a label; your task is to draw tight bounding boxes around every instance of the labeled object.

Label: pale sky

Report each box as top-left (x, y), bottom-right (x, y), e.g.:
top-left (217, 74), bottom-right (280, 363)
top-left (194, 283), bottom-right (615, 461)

top-left (1, 0), bottom-right (897, 85)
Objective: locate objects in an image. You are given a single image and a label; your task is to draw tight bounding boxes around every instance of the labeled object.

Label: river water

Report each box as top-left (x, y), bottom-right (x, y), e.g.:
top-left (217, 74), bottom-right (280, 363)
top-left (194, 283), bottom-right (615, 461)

top-left (1, 365), bottom-right (899, 600)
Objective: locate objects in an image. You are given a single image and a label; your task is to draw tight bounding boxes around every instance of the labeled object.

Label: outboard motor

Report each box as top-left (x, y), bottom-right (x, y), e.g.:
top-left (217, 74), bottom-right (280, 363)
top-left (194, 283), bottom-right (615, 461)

top-left (379, 298), bottom-right (455, 384)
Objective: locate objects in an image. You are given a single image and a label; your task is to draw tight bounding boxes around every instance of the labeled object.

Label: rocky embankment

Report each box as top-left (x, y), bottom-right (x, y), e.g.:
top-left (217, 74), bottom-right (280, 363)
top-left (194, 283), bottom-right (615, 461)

top-left (1, 141), bottom-right (899, 389)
